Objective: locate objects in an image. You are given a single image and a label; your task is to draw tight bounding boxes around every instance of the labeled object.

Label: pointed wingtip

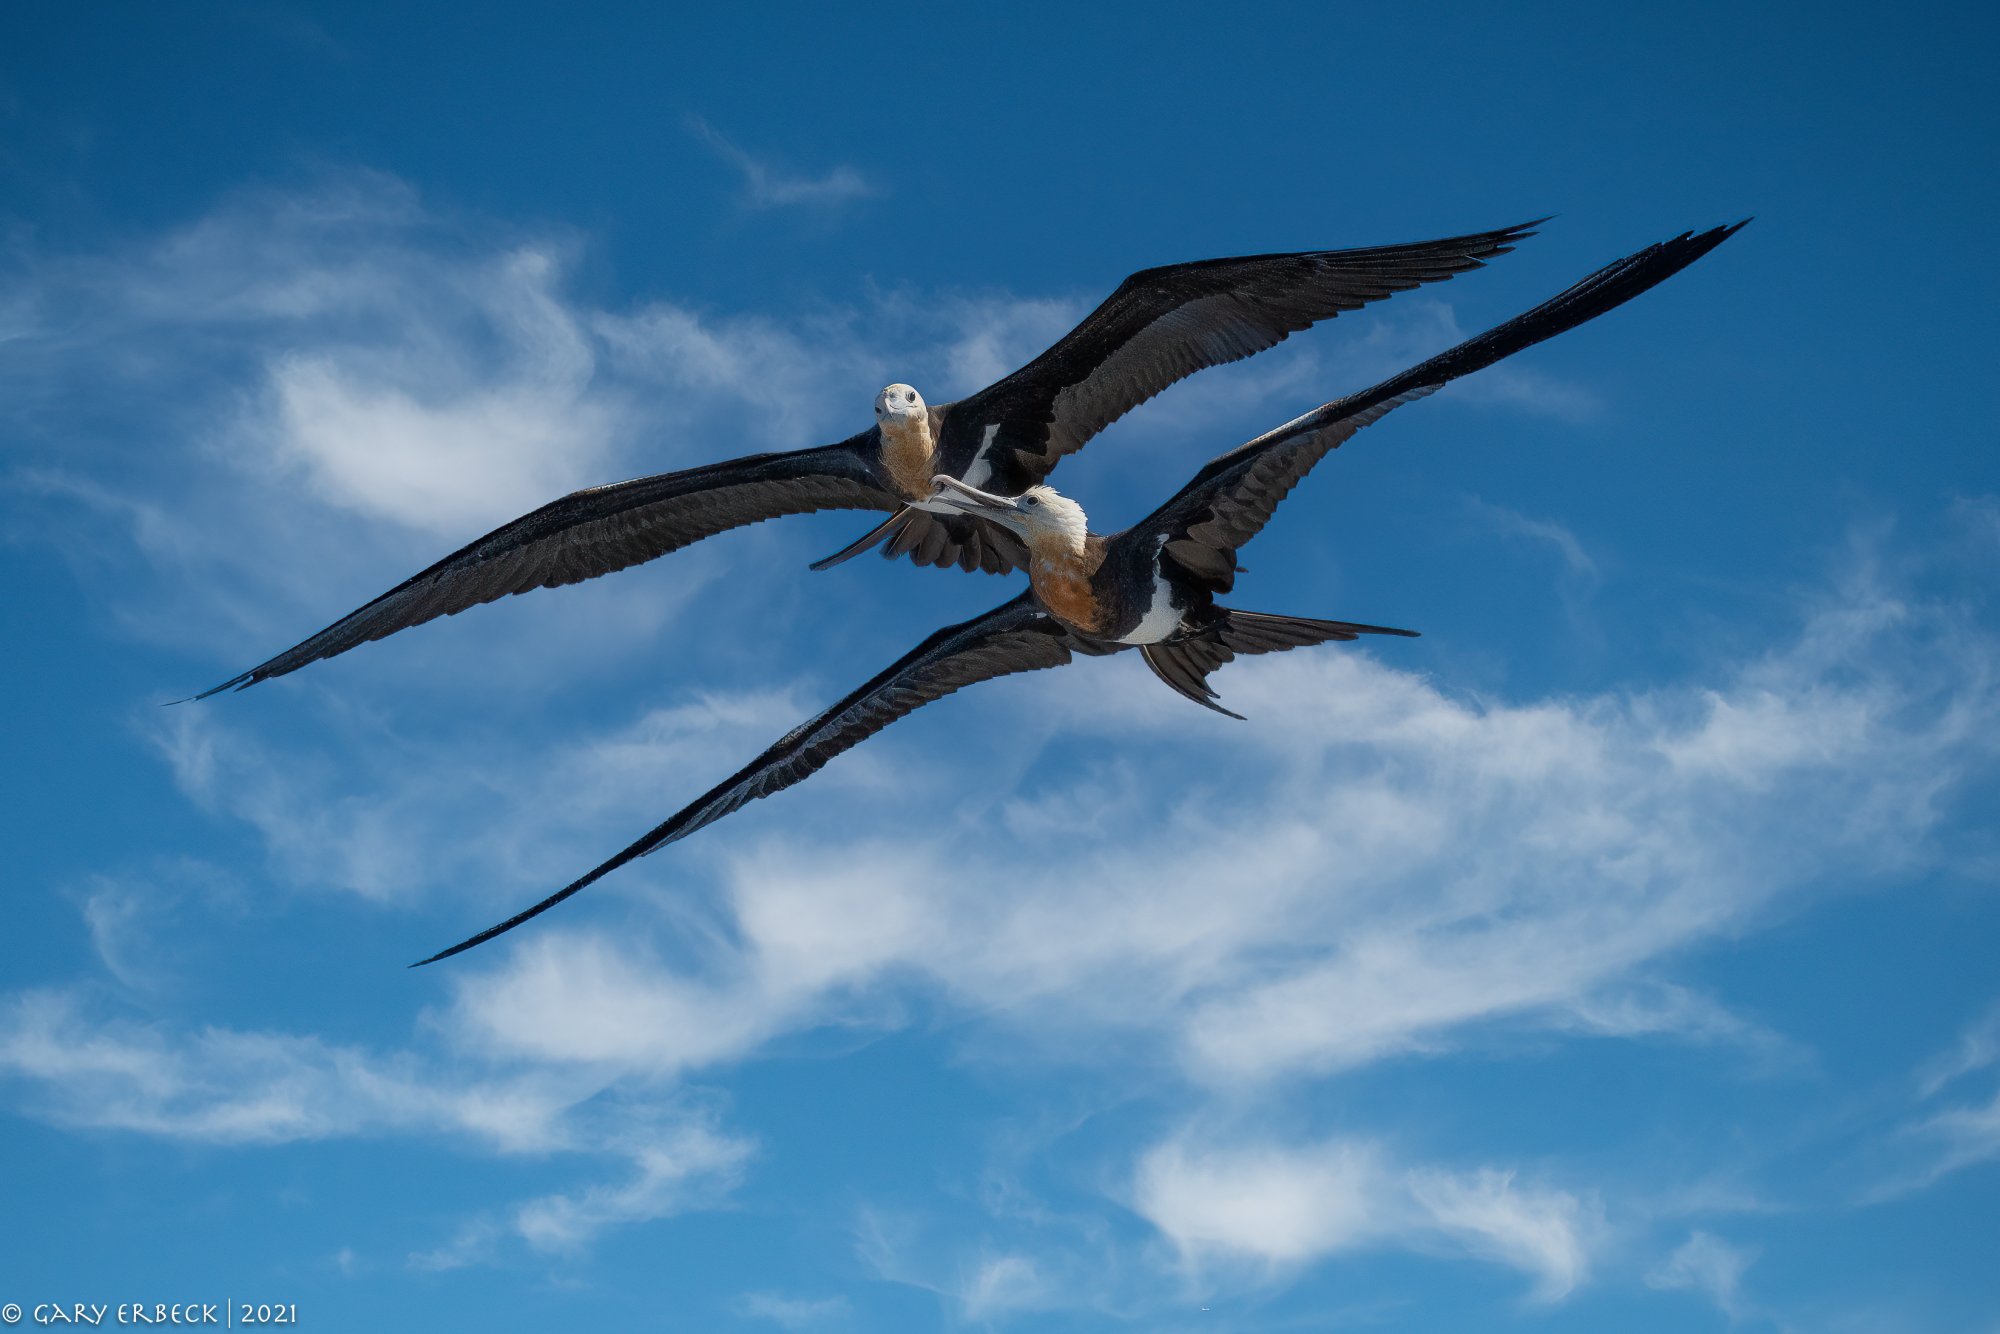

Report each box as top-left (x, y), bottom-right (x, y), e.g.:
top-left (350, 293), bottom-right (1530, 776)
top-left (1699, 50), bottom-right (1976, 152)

top-left (408, 921), bottom-right (506, 969)
top-left (172, 671), bottom-right (259, 704)
top-left (1666, 218), bottom-right (1752, 269)
top-left (1479, 217), bottom-right (1549, 257)
top-left (409, 927), bottom-right (496, 969)
top-left (407, 855), bottom-right (622, 968)
top-left (1694, 217), bottom-right (1752, 243)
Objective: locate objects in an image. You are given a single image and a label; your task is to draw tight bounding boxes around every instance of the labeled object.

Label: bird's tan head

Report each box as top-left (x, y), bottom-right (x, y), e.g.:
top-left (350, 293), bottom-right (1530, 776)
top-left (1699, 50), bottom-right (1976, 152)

top-left (874, 383), bottom-right (928, 429)
top-left (927, 475), bottom-right (1090, 560)
top-left (1011, 486), bottom-right (1090, 555)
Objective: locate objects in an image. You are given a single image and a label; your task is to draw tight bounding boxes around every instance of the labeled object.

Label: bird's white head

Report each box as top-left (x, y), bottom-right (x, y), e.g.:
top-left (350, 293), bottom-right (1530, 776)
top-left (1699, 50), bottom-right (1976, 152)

top-left (874, 383), bottom-right (928, 429)
top-left (927, 475), bottom-right (1090, 559)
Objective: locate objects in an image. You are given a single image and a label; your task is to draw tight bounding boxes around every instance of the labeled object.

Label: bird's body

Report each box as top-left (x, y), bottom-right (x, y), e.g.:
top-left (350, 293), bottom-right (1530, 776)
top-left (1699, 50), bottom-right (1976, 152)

top-left (415, 222), bottom-right (1746, 965)
top-left (189, 223), bottom-right (1539, 698)
top-left (989, 509), bottom-right (1190, 647)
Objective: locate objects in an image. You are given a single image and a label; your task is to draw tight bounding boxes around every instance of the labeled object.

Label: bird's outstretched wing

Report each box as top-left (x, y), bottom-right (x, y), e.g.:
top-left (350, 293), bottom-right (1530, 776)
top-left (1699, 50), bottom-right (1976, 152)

top-left (938, 220), bottom-right (1542, 492)
top-left (1138, 222), bottom-right (1748, 593)
top-left (413, 591), bottom-right (1087, 965)
top-left (191, 439), bottom-right (892, 698)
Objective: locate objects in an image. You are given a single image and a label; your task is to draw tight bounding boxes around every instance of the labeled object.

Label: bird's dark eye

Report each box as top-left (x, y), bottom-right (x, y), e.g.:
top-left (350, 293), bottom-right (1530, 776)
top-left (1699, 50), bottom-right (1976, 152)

top-left (1023, 496), bottom-right (1039, 507)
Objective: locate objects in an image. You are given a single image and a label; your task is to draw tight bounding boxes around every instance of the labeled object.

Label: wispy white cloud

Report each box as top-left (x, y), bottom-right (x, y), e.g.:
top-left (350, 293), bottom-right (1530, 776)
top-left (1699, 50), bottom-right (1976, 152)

top-left (959, 1253), bottom-right (1055, 1322)
top-left (511, 1121), bottom-right (752, 1253)
top-left (1411, 1167), bottom-right (1600, 1300)
top-left (1135, 1136), bottom-right (1390, 1266)
top-left (1646, 1230), bottom-right (1760, 1321)
top-left (1899, 1089), bottom-right (2000, 1190)
top-left (259, 263), bottom-right (613, 536)
top-left (928, 294), bottom-right (1083, 396)
top-left (76, 876), bottom-right (179, 993)
top-left (6, 180), bottom-right (668, 677)
top-left (0, 987), bottom-right (570, 1150)
top-left (686, 116), bottom-right (875, 209)
top-left (0, 986), bottom-right (753, 1267)
top-left (734, 1291), bottom-right (851, 1329)
top-left (1135, 1133), bottom-right (1597, 1300)
top-left (852, 1209), bottom-right (1103, 1325)
top-left (148, 685), bottom-right (811, 904)
top-left (1467, 496), bottom-right (1602, 585)
top-left (1870, 1001), bottom-right (2000, 1201)
top-left (1550, 981), bottom-right (1812, 1073)
top-left (1917, 1000), bottom-right (2000, 1099)
top-left (404, 1219), bottom-right (506, 1274)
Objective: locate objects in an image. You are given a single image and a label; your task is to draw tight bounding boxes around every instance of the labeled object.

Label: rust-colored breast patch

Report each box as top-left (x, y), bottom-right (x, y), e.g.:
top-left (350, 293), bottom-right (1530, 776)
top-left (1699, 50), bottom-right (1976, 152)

top-left (1031, 567), bottom-right (1100, 633)
top-left (880, 422), bottom-right (935, 499)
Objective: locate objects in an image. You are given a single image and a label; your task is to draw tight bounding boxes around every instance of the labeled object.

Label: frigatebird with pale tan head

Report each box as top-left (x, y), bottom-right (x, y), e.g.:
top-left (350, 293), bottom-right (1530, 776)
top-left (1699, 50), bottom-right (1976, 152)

top-left (414, 222), bottom-right (1745, 965)
top-left (188, 222), bottom-right (1538, 698)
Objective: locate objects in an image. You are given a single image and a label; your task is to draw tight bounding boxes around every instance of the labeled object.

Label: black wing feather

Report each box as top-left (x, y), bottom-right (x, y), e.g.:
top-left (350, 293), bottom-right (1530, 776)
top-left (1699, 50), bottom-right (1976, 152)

top-left (193, 439), bottom-right (893, 697)
top-left (938, 220), bottom-right (1543, 489)
top-left (1139, 222), bottom-right (1748, 590)
top-left (413, 592), bottom-right (1079, 965)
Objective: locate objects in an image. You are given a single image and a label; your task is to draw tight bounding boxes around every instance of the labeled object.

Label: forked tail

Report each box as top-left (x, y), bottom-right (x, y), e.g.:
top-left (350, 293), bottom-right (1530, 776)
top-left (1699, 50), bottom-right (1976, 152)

top-left (1140, 608), bottom-right (1418, 719)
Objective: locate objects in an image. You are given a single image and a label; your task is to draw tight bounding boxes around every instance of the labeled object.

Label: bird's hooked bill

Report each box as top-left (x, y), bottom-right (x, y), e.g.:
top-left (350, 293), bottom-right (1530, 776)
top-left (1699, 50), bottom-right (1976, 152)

top-left (928, 473), bottom-right (1017, 516)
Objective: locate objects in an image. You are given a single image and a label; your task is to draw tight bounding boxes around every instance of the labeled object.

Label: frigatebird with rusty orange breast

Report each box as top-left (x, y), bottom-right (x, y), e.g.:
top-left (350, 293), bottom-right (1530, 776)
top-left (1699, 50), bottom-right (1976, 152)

top-left (186, 222), bottom-right (1538, 699)
top-left (414, 221), bottom-right (1745, 966)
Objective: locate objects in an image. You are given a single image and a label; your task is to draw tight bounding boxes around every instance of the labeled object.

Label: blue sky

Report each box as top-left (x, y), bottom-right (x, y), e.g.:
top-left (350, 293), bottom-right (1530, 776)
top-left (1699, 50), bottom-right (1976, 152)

top-left (3, 2), bottom-right (1998, 1329)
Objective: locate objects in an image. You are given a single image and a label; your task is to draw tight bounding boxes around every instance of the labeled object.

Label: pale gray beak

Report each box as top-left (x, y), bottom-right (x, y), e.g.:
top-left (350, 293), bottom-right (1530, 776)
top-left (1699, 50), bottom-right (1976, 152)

top-left (925, 473), bottom-right (1023, 521)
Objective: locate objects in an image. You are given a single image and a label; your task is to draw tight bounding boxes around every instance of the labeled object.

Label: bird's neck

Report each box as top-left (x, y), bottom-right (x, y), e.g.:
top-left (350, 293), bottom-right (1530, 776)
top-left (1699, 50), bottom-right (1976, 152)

top-left (1029, 534), bottom-right (1106, 634)
top-left (879, 418), bottom-right (936, 498)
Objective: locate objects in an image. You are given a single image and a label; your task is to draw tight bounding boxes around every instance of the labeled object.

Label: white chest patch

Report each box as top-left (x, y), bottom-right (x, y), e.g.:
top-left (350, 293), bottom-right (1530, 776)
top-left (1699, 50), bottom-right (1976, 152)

top-left (962, 423), bottom-right (1001, 489)
top-left (1116, 564), bottom-right (1183, 645)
